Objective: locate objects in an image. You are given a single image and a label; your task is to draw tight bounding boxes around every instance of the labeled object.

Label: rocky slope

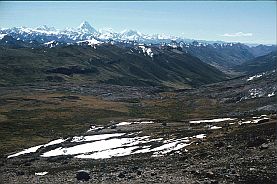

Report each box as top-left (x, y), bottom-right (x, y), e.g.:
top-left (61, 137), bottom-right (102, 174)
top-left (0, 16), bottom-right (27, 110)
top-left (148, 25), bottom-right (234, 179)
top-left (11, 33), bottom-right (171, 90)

top-left (0, 68), bottom-right (276, 184)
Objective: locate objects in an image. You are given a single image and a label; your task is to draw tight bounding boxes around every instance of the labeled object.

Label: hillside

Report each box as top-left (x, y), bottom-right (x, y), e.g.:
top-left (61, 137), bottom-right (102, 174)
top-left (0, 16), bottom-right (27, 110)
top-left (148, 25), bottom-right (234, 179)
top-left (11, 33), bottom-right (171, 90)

top-left (1, 22), bottom-right (276, 73)
top-left (0, 39), bottom-right (227, 88)
top-left (181, 42), bottom-right (255, 70)
top-left (235, 51), bottom-right (277, 74)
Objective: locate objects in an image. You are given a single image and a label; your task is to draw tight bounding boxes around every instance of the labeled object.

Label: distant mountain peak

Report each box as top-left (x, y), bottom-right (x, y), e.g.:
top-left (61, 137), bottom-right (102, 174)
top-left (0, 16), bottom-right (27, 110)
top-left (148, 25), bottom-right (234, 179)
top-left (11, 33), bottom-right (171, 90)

top-left (78, 21), bottom-right (97, 34)
top-left (36, 25), bottom-right (56, 32)
top-left (78, 21), bottom-right (90, 28)
top-left (119, 29), bottom-right (143, 41)
top-left (121, 29), bottom-right (141, 35)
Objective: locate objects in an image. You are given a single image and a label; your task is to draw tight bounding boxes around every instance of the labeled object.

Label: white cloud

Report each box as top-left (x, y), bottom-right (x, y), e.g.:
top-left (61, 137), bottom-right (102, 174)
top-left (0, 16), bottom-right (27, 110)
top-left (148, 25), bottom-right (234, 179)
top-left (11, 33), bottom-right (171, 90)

top-left (221, 32), bottom-right (253, 37)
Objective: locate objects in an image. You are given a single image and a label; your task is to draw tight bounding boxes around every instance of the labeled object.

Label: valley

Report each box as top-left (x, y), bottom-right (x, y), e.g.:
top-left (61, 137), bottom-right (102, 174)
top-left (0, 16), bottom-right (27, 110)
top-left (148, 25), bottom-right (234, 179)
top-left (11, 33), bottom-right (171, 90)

top-left (0, 20), bottom-right (276, 184)
top-left (0, 67), bottom-right (276, 183)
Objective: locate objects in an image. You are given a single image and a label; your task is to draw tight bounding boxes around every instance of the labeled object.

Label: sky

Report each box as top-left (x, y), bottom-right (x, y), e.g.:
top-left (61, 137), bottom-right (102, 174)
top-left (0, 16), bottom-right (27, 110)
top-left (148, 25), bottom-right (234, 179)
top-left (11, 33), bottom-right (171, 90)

top-left (0, 1), bottom-right (276, 44)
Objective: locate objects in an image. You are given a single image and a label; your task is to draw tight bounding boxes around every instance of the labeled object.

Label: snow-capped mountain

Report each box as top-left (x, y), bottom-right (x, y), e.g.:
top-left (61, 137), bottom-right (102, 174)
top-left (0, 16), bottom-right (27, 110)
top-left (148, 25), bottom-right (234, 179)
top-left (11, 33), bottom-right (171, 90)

top-left (119, 29), bottom-right (143, 41)
top-left (1, 21), bottom-right (275, 69)
top-left (0, 21), bottom-right (191, 44)
top-left (98, 28), bottom-right (118, 40)
top-left (1, 21), bottom-right (276, 49)
top-left (77, 21), bottom-right (98, 34)
top-left (36, 25), bottom-right (57, 32)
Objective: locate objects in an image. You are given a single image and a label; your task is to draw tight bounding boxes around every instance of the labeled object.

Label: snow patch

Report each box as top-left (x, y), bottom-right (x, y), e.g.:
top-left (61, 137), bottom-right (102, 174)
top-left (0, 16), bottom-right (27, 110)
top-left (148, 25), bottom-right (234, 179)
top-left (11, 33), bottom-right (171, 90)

top-left (76, 146), bottom-right (139, 159)
top-left (194, 134), bottom-right (206, 139)
top-left (0, 33), bottom-right (7, 39)
top-left (8, 145), bottom-right (43, 158)
top-left (239, 117), bottom-right (269, 125)
top-left (116, 121), bottom-right (154, 126)
top-left (268, 92), bottom-right (275, 97)
top-left (87, 126), bottom-right (104, 132)
top-left (7, 138), bottom-right (66, 158)
top-left (189, 118), bottom-right (235, 124)
top-left (138, 45), bottom-right (154, 57)
top-left (77, 38), bottom-right (102, 46)
top-left (210, 126), bottom-right (222, 130)
top-left (44, 138), bottom-right (65, 147)
top-left (247, 73), bottom-right (264, 81)
top-left (35, 172), bottom-right (48, 176)
top-left (40, 133), bottom-right (205, 159)
top-left (71, 133), bottom-right (125, 143)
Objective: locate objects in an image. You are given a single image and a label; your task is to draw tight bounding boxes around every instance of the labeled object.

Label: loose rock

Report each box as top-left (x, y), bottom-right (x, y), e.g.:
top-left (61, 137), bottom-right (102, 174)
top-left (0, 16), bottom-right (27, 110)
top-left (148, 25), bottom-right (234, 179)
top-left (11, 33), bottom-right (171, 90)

top-left (76, 170), bottom-right (91, 181)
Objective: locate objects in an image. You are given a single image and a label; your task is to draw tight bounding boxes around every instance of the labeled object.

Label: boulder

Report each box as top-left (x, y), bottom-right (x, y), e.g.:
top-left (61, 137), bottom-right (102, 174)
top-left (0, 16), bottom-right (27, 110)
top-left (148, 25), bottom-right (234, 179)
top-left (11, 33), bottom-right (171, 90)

top-left (16, 171), bottom-right (25, 176)
top-left (205, 171), bottom-right (215, 179)
top-left (76, 170), bottom-right (91, 181)
top-left (214, 141), bottom-right (225, 148)
top-left (260, 143), bottom-right (269, 150)
top-left (247, 137), bottom-right (267, 147)
top-left (226, 145), bottom-right (233, 150)
top-left (118, 172), bottom-right (125, 178)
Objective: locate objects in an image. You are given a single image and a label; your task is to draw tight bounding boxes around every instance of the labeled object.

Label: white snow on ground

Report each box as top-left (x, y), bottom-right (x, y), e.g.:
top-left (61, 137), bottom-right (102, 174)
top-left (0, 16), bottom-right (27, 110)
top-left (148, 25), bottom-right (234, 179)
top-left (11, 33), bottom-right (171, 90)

top-left (247, 74), bottom-right (264, 81)
top-left (41, 136), bottom-right (148, 157)
top-left (117, 122), bottom-right (132, 126)
top-left (71, 133), bottom-right (125, 142)
top-left (43, 40), bottom-right (57, 48)
top-left (86, 126), bottom-right (104, 132)
top-left (238, 88), bottom-right (275, 101)
top-left (132, 146), bottom-right (151, 154)
top-left (44, 138), bottom-right (66, 147)
top-left (140, 121), bottom-right (155, 124)
top-left (151, 138), bottom-right (191, 157)
top-left (76, 146), bottom-right (139, 159)
top-left (210, 126), bottom-right (222, 130)
top-left (268, 92), bottom-right (275, 97)
top-left (116, 121), bottom-right (154, 126)
top-left (10, 115), bottom-right (270, 160)
top-left (253, 115), bottom-right (267, 119)
top-left (238, 117), bottom-right (269, 125)
top-left (194, 134), bottom-right (206, 139)
top-left (189, 118), bottom-right (235, 124)
top-left (152, 143), bottom-right (190, 157)
top-left (44, 40), bottom-right (55, 45)
top-left (35, 172), bottom-right (48, 176)
top-left (40, 133), bottom-right (206, 159)
top-left (7, 138), bottom-right (66, 158)
top-left (8, 145), bottom-right (43, 158)
top-left (8, 125), bottom-right (209, 159)
top-left (249, 88), bottom-right (264, 98)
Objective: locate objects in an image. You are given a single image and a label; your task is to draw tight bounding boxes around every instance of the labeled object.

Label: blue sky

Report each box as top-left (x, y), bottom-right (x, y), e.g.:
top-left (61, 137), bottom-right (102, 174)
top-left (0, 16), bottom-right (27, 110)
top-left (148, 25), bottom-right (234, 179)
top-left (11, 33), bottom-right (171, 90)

top-left (0, 1), bottom-right (276, 44)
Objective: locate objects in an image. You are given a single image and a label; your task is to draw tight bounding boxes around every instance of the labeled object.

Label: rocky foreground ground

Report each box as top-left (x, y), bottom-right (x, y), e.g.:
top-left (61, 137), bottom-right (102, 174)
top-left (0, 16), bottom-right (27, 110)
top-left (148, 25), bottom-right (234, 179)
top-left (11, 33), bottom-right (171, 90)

top-left (0, 71), bottom-right (276, 184)
top-left (1, 115), bottom-right (276, 184)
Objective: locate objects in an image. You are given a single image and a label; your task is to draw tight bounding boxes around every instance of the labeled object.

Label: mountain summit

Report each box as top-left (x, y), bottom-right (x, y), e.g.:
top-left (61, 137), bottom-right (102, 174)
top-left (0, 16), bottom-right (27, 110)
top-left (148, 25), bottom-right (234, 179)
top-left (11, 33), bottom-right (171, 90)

top-left (36, 25), bottom-right (57, 32)
top-left (77, 21), bottom-right (97, 34)
top-left (120, 29), bottom-right (142, 41)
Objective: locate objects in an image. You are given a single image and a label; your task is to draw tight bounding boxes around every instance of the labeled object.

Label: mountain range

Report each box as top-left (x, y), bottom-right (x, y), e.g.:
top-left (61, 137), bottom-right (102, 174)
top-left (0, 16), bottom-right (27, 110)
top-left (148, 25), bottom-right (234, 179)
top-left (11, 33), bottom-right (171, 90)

top-left (1, 21), bottom-right (275, 47)
top-left (0, 21), bottom-right (276, 88)
top-left (0, 35), bottom-right (227, 88)
top-left (1, 21), bottom-right (276, 72)
top-left (0, 21), bottom-right (181, 44)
